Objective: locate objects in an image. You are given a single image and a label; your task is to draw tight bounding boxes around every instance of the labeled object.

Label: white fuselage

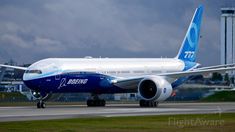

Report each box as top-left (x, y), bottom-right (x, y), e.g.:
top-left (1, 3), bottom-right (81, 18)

top-left (23, 58), bottom-right (185, 83)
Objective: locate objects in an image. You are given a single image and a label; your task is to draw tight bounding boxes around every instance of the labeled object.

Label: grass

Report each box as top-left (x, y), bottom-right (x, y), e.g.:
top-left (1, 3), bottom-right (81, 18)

top-left (0, 92), bottom-right (24, 98)
top-left (201, 91), bottom-right (235, 102)
top-left (0, 113), bottom-right (235, 132)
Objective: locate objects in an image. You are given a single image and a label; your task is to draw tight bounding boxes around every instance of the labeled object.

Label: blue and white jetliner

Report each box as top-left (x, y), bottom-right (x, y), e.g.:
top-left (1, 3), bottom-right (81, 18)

top-left (1, 6), bottom-right (235, 108)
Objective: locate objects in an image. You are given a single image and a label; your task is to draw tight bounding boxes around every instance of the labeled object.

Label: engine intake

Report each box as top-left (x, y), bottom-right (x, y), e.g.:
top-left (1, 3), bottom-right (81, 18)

top-left (139, 80), bottom-right (157, 99)
top-left (138, 76), bottom-right (172, 101)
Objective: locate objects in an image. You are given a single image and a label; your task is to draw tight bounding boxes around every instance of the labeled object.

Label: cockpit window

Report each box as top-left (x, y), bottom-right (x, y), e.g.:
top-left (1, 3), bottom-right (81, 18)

top-left (25, 70), bottom-right (42, 74)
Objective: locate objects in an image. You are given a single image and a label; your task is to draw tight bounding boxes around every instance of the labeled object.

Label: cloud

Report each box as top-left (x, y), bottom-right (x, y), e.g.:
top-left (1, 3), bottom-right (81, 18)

top-left (34, 37), bottom-right (63, 51)
top-left (1, 34), bottom-right (28, 48)
top-left (0, 0), bottom-right (232, 65)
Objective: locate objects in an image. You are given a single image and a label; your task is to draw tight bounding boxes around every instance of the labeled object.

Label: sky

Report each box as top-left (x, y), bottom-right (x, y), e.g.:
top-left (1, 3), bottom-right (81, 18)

top-left (0, 0), bottom-right (234, 66)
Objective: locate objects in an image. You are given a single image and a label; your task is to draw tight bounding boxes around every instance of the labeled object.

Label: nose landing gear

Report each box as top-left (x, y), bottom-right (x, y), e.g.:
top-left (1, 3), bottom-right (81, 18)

top-left (31, 90), bottom-right (50, 109)
top-left (37, 100), bottom-right (46, 109)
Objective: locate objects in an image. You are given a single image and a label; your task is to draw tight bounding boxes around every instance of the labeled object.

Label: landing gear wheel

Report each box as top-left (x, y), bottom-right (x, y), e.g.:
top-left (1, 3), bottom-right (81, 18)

top-left (37, 101), bottom-right (46, 109)
top-left (37, 102), bottom-right (41, 108)
top-left (153, 101), bottom-right (158, 107)
top-left (87, 99), bottom-right (106, 107)
top-left (87, 94), bottom-right (106, 107)
top-left (139, 100), bottom-right (158, 107)
top-left (40, 102), bottom-right (46, 108)
top-left (139, 100), bottom-right (145, 107)
top-left (101, 99), bottom-right (105, 106)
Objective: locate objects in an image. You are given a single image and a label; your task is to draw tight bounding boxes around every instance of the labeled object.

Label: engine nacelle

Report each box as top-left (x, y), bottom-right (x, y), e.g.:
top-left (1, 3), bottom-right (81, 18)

top-left (138, 76), bottom-right (173, 102)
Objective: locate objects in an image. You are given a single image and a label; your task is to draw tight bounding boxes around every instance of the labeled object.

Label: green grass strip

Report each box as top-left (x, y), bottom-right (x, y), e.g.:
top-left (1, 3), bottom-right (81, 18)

top-left (0, 113), bottom-right (235, 132)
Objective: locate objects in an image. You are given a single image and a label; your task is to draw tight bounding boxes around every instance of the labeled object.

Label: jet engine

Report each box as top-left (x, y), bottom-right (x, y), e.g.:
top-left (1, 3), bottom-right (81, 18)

top-left (138, 76), bottom-right (173, 102)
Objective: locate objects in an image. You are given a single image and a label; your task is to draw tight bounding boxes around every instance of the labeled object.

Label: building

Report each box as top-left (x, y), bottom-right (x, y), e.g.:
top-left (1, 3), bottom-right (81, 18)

top-left (221, 8), bottom-right (235, 76)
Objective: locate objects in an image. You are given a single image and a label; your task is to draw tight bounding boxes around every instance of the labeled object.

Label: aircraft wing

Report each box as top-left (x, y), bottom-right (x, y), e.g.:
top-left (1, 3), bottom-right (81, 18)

top-left (159, 67), bottom-right (235, 78)
top-left (0, 64), bottom-right (27, 70)
top-left (111, 77), bottom-right (142, 89)
top-left (195, 63), bottom-right (235, 70)
top-left (112, 66), bottom-right (235, 89)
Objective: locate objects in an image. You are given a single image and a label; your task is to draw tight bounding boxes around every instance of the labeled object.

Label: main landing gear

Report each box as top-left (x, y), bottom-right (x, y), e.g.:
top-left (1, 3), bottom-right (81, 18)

top-left (87, 94), bottom-right (106, 107)
top-left (139, 99), bottom-right (158, 107)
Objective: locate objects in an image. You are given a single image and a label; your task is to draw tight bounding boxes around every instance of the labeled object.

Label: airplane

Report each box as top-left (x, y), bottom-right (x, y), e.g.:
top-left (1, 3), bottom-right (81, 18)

top-left (1, 5), bottom-right (235, 108)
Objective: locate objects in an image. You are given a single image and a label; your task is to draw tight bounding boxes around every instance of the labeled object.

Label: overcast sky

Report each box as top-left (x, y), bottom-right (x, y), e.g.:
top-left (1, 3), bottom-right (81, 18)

top-left (0, 0), bottom-right (234, 66)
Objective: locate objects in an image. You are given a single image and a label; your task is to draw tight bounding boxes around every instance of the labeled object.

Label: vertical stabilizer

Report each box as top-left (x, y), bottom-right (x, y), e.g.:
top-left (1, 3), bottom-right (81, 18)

top-left (176, 6), bottom-right (203, 62)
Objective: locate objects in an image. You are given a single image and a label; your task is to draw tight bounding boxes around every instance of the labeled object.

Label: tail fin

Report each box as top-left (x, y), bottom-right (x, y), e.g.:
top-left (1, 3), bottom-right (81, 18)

top-left (176, 6), bottom-right (203, 62)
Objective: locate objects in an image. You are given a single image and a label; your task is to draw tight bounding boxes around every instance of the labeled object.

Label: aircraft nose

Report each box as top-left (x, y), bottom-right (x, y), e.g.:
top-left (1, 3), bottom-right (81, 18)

top-left (23, 70), bottom-right (43, 91)
top-left (23, 78), bottom-right (42, 91)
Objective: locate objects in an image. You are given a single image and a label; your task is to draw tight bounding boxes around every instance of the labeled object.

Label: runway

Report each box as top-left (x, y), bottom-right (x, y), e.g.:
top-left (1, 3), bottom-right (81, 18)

top-left (0, 102), bottom-right (235, 122)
